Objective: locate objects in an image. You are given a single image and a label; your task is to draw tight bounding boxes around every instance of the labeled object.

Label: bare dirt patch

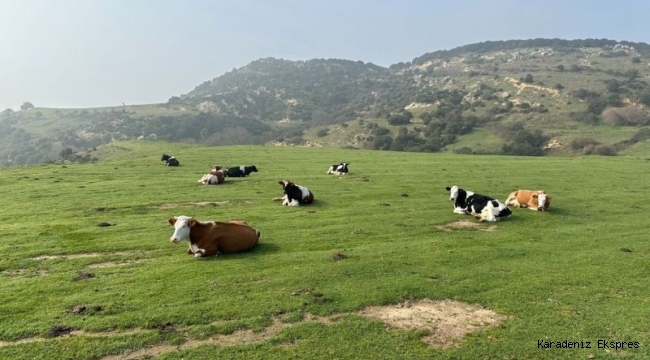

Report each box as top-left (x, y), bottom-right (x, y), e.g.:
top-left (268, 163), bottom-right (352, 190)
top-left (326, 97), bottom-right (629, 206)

top-left (86, 259), bottom-right (148, 268)
top-left (152, 201), bottom-right (230, 209)
top-left (32, 250), bottom-right (150, 262)
top-left (49, 325), bottom-right (74, 337)
top-left (0, 300), bottom-right (503, 357)
top-left (2, 269), bottom-right (49, 277)
top-left (435, 220), bottom-right (497, 232)
top-left (72, 272), bottom-right (96, 281)
top-left (359, 299), bottom-right (505, 349)
top-left (69, 305), bottom-right (103, 315)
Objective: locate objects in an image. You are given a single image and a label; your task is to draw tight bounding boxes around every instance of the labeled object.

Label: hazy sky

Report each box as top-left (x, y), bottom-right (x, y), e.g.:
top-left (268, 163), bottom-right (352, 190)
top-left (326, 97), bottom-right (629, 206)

top-left (1, 0), bottom-right (648, 110)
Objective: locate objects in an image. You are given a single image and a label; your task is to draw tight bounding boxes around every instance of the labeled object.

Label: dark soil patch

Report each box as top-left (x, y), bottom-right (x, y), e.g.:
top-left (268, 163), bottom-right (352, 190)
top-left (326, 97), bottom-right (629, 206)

top-left (72, 272), bottom-right (95, 281)
top-left (156, 322), bottom-right (175, 333)
top-left (97, 222), bottom-right (114, 227)
top-left (68, 305), bottom-right (103, 315)
top-left (331, 252), bottom-right (347, 261)
top-left (49, 325), bottom-right (73, 337)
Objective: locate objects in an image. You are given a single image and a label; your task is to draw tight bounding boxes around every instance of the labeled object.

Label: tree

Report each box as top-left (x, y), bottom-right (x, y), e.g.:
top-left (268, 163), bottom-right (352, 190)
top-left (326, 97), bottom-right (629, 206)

top-left (20, 102), bottom-right (34, 111)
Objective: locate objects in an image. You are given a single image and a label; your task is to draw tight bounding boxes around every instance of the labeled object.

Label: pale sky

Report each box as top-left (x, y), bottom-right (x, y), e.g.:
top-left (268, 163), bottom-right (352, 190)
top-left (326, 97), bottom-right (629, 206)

top-left (1, 0), bottom-right (648, 110)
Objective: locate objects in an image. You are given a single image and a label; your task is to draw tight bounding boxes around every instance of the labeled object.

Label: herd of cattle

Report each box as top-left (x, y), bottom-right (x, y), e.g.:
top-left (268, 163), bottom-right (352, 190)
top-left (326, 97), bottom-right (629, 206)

top-left (162, 154), bottom-right (551, 258)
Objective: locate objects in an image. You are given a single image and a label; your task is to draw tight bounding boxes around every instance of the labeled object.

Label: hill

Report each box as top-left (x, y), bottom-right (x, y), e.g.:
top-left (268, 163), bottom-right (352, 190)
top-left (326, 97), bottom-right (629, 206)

top-left (3, 38), bottom-right (650, 167)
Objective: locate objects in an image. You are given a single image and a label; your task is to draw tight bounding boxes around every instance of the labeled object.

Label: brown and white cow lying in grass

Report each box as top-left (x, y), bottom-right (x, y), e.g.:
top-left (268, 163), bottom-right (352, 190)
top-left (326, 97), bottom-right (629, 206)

top-left (504, 190), bottom-right (551, 211)
top-left (199, 166), bottom-right (225, 185)
top-left (168, 216), bottom-right (260, 258)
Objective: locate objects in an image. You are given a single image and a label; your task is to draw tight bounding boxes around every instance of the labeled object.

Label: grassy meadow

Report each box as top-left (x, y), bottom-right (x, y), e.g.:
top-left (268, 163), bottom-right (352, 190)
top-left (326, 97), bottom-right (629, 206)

top-left (0, 141), bottom-right (648, 359)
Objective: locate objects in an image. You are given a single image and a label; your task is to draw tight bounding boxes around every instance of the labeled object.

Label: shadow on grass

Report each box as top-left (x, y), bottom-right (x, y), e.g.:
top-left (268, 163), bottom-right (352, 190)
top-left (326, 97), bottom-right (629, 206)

top-left (198, 242), bottom-right (281, 262)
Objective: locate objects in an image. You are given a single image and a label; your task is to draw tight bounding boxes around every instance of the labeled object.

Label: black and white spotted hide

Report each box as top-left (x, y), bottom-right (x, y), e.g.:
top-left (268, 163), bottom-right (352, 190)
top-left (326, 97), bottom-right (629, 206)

top-left (445, 185), bottom-right (511, 222)
top-left (224, 165), bottom-right (258, 177)
top-left (327, 162), bottom-right (349, 175)
top-left (161, 154), bottom-right (179, 166)
top-left (278, 180), bottom-right (314, 206)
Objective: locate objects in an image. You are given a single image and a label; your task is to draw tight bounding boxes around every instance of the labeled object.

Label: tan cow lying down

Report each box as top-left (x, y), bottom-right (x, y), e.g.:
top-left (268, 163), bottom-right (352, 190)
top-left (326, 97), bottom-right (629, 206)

top-left (199, 165), bottom-right (225, 185)
top-left (168, 216), bottom-right (260, 258)
top-left (504, 190), bottom-right (551, 211)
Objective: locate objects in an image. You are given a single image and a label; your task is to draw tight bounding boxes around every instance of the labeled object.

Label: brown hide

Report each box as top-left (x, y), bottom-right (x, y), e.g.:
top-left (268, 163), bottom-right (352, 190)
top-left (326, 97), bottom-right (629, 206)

top-left (505, 190), bottom-right (551, 211)
top-left (208, 166), bottom-right (225, 184)
top-left (187, 220), bottom-right (259, 256)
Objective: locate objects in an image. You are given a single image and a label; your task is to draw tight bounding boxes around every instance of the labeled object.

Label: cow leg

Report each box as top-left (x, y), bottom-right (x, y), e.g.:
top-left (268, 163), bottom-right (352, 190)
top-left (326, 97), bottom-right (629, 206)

top-left (479, 207), bottom-right (496, 222)
top-left (193, 248), bottom-right (209, 258)
top-left (453, 207), bottom-right (467, 215)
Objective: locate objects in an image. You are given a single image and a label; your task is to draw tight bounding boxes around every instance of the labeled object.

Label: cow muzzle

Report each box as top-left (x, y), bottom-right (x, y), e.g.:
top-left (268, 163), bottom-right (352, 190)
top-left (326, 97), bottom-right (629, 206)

top-left (170, 237), bottom-right (180, 243)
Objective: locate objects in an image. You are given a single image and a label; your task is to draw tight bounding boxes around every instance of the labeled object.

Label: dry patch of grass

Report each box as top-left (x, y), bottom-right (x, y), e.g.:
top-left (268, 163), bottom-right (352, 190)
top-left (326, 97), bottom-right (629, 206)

top-left (31, 250), bottom-right (150, 261)
top-left (86, 259), bottom-right (148, 269)
top-left (435, 220), bottom-right (497, 232)
top-left (0, 299), bottom-right (503, 357)
top-left (152, 201), bottom-right (231, 209)
top-left (359, 299), bottom-right (505, 349)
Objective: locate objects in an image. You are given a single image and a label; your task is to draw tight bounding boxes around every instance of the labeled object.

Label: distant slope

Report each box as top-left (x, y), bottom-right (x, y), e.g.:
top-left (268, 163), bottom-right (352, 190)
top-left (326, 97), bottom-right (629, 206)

top-left (2, 38), bottom-right (650, 167)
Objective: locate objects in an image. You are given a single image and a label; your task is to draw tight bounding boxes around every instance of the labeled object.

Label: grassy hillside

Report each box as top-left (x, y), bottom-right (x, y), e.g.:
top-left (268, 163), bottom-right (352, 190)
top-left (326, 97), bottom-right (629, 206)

top-left (4, 39), bottom-right (650, 168)
top-left (0, 142), bottom-right (648, 359)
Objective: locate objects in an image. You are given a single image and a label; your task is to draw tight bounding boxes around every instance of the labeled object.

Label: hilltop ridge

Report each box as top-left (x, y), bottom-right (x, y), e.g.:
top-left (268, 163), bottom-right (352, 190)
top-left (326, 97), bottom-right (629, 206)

top-left (3, 38), bottom-right (650, 167)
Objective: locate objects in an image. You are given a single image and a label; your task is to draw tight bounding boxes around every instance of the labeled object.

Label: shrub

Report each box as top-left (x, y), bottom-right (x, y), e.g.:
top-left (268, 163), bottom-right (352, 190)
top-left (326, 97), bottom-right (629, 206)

top-left (453, 147), bottom-right (473, 154)
top-left (590, 145), bottom-right (617, 156)
top-left (372, 127), bottom-right (390, 136)
top-left (388, 114), bottom-right (411, 125)
top-left (570, 138), bottom-right (601, 150)
top-left (602, 105), bottom-right (650, 126)
top-left (316, 129), bottom-right (329, 137)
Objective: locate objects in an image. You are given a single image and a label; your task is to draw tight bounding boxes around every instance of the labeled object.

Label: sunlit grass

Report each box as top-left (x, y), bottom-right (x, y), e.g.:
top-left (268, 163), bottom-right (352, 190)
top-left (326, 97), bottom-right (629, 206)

top-left (0, 141), bottom-right (648, 359)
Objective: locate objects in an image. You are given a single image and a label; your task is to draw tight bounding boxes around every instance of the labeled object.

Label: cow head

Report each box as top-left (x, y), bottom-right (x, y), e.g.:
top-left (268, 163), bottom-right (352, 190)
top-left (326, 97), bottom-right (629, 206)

top-left (161, 154), bottom-right (170, 161)
top-left (446, 186), bottom-right (460, 201)
top-left (278, 180), bottom-right (293, 193)
top-left (168, 216), bottom-right (196, 243)
top-left (533, 191), bottom-right (548, 211)
top-left (248, 165), bottom-right (259, 173)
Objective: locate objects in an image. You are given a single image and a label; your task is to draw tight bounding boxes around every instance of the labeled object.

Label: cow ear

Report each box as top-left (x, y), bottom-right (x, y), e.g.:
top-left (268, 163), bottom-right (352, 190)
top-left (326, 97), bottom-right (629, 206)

top-left (168, 217), bottom-right (176, 226)
top-left (189, 218), bottom-right (197, 227)
top-left (547, 196), bottom-right (553, 200)
top-left (278, 180), bottom-right (284, 185)
top-left (445, 187), bottom-right (451, 191)
top-left (532, 194), bottom-right (538, 199)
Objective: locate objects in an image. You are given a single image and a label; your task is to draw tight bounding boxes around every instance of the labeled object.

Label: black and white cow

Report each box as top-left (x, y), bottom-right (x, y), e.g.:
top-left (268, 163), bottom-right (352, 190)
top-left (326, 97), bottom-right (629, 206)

top-left (445, 185), bottom-right (511, 222)
top-left (161, 154), bottom-right (180, 166)
top-left (327, 162), bottom-right (349, 175)
top-left (224, 165), bottom-right (258, 177)
top-left (278, 180), bottom-right (314, 206)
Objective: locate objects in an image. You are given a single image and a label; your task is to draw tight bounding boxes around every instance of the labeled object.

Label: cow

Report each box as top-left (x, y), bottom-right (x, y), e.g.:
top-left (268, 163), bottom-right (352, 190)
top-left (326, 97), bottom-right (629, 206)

top-left (224, 165), bottom-right (258, 177)
top-left (161, 154), bottom-right (179, 166)
top-left (198, 172), bottom-right (224, 185)
top-left (197, 165), bottom-right (225, 185)
top-left (445, 185), bottom-right (511, 222)
top-left (168, 216), bottom-right (260, 258)
top-left (210, 165), bottom-right (223, 175)
top-left (327, 162), bottom-right (349, 175)
top-left (504, 190), bottom-right (551, 211)
top-left (278, 180), bottom-right (314, 206)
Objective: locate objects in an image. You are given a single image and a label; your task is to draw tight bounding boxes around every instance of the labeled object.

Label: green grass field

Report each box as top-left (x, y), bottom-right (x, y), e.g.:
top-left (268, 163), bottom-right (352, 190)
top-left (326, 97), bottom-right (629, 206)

top-left (0, 141), bottom-right (648, 359)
